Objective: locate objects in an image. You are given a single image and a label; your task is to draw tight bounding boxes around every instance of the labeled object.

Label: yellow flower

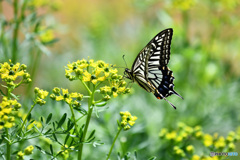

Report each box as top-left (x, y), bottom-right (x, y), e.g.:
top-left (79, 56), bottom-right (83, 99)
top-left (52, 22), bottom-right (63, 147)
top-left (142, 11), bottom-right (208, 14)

top-left (83, 70), bottom-right (91, 82)
top-left (0, 61), bottom-right (31, 86)
top-left (192, 155), bottom-right (200, 160)
top-left (52, 88), bottom-right (83, 105)
top-left (173, 0), bottom-right (196, 11)
top-left (175, 136), bottom-right (183, 142)
top-left (195, 131), bottom-right (203, 138)
top-left (120, 111), bottom-right (137, 130)
top-left (39, 27), bottom-right (55, 43)
top-left (228, 142), bottom-right (235, 150)
top-left (214, 136), bottom-right (225, 149)
top-left (173, 146), bottom-right (186, 157)
top-left (24, 145), bottom-right (34, 155)
top-left (166, 131), bottom-right (177, 140)
top-left (0, 97), bottom-right (20, 129)
top-left (17, 151), bottom-right (24, 160)
top-left (203, 134), bottom-right (213, 147)
top-left (186, 145), bottom-right (194, 153)
top-left (194, 125), bottom-right (202, 131)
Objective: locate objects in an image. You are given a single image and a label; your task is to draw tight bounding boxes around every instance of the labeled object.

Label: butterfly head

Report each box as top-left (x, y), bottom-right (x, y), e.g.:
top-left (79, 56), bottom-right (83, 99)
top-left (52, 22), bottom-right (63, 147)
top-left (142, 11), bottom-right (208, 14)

top-left (124, 68), bottom-right (133, 80)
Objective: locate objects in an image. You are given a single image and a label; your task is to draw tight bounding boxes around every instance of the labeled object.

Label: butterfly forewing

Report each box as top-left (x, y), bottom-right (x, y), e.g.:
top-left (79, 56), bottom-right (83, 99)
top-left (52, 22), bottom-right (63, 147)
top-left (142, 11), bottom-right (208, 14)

top-left (125, 28), bottom-right (182, 109)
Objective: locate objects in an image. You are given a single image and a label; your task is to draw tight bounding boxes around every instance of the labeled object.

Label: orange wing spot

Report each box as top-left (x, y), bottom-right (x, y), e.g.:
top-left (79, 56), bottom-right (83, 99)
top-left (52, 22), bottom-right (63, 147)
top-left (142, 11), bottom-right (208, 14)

top-left (157, 97), bottom-right (161, 100)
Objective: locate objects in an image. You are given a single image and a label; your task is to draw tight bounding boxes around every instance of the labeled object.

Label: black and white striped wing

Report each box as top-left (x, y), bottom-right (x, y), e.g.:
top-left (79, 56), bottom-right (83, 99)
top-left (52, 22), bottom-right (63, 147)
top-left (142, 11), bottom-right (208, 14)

top-left (130, 28), bottom-right (173, 93)
top-left (131, 45), bottom-right (154, 92)
top-left (146, 29), bottom-right (183, 99)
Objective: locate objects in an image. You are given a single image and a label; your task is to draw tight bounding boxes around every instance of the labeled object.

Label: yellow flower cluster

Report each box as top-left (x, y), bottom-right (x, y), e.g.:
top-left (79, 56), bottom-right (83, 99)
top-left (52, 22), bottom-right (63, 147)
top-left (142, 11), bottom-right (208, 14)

top-left (17, 145), bottom-right (34, 160)
top-left (0, 97), bottom-right (21, 129)
top-left (28, 0), bottom-right (62, 11)
top-left (172, 0), bottom-right (196, 11)
top-left (65, 59), bottom-right (130, 98)
top-left (34, 87), bottom-right (49, 106)
top-left (120, 111), bottom-right (137, 131)
top-left (159, 122), bottom-right (240, 159)
top-left (0, 60), bottom-right (31, 87)
top-left (50, 87), bottom-right (83, 106)
top-left (39, 27), bottom-right (55, 43)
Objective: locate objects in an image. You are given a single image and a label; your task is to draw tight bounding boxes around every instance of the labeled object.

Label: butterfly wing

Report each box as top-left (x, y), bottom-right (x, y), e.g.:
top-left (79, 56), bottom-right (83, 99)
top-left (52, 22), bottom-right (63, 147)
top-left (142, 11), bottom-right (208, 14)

top-left (129, 28), bottom-right (183, 109)
top-left (145, 29), bottom-right (183, 100)
top-left (130, 45), bottom-right (154, 92)
top-left (130, 28), bottom-right (173, 93)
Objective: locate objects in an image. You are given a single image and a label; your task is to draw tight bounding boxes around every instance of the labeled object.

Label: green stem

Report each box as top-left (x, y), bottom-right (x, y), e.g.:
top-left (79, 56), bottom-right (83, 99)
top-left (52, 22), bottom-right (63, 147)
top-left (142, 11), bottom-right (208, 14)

top-left (12, 0), bottom-right (19, 63)
top-left (78, 85), bottom-right (95, 160)
top-left (18, 103), bottom-right (35, 135)
top-left (6, 88), bottom-right (12, 160)
top-left (6, 129), bottom-right (11, 160)
top-left (81, 81), bottom-right (92, 95)
top-left (106, 127), bottom-right (123, 160)
top-left (69, 103), bottom-right (80, 135)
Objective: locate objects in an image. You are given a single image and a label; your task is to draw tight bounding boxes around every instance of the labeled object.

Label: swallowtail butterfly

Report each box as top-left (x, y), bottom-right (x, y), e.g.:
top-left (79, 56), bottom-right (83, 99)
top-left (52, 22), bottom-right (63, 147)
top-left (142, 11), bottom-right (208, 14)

top-left (124, 28), bottom-right (183, 109)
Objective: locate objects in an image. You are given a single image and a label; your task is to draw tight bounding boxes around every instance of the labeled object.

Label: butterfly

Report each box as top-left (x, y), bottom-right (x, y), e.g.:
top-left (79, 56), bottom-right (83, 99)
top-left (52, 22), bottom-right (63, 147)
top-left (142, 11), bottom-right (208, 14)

top-left (124, 28), bottom-right (183, 109)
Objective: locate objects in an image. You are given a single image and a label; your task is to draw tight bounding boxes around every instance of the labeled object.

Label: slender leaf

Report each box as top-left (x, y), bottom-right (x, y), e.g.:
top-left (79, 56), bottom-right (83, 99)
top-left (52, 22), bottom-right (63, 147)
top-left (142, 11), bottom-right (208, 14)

top-left (148, 157), bottom-right (157, 160)
top-left (46, 113), bottom-right (52, 124)
top-left (52, 122), bottom-right (56, 130)
top-left (134, 151), bottom-right (137, 160)
top-left (57, 113), bottom-right (67, 129)
top-left (52, 133), bottom-right (58, 141)
top-left (95, 101), bottom-right (107, 107)
top-left (49, 144), bottom-right (53, 155)
top-left (10, 92), bottom-right (19, 100)
top-left (44, 128), bottom-right (52, 135)
top-left (0, 89), bottom-right (6, 96)
top-left (87, 130), bottom-right (95, 141)
top-left (40, 117), bottom-right (44, 123)
top-left (27, 113), bottom-right (31, 121)
top-left (64, 134), bottom-right (70, 145)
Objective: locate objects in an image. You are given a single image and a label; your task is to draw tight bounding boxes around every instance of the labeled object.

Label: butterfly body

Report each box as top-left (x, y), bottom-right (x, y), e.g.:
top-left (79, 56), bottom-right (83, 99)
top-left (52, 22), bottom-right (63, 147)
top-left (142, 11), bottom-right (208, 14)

top-left (124, 28), bottom-right (183, 109)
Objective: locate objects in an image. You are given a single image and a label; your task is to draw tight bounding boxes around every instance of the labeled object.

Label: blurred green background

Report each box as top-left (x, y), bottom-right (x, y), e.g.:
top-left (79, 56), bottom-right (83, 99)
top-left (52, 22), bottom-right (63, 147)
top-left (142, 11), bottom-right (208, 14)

top-left (1, 0), bottom-right (240, 159)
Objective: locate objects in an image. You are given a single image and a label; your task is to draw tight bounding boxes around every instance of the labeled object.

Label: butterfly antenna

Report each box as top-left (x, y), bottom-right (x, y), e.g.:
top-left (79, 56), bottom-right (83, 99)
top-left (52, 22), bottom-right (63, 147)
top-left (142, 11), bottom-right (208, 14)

top-left (122, 55), bottom-right (128, 68)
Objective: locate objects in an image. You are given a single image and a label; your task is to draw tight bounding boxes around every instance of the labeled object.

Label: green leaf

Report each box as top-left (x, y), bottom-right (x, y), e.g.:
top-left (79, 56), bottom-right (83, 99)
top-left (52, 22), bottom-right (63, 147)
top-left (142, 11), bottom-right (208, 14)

top-left (95, 101), bottom-right (107, 107)
top-left (57, 113), bottom-right (67, 129)
top-left (29, 119), bottom-right (35, 124)
top-left (49, 144), bottom-right (53, 155)
top-left (46, 113), bottom-right (52, 124)
top-left (52, 122), bottom-right (56, 130)
top-left (94, 106), bottom-right (99, 118)
top-left (0, 89), bottom-right (6, 96)
top-left (87, 130), bottom-right (95, 142)
top-left (92, 140), bottom-right (104, 147)
top-left (44, 128), bottom-right (52, 135)
top-left (74, 107), bottom-right (87, 115)
top-left (27, 113), bottom-right (31, 121)
top-left (134, 151), bottom-right (137, 160)
top-left (40, 117), bottom-right (44, 123)
top-left (64, 134), bottom-right (70, 145)
top-left (148, 157), bottom-right (157, 160)
top-left (66, 119), bottom-right (74, 132)
top-left (35, 40), bottom-right (51, 55)
top-left (10, 92), bottom-right (19, 100)
top-left (42, 38), bottom-right (59, 45)
top-left (117, 152), bottom-right (121, 160)
top-left (53, 133), bottom-right (58, 141)
top-left (35, 145), bottom-right (46, 155)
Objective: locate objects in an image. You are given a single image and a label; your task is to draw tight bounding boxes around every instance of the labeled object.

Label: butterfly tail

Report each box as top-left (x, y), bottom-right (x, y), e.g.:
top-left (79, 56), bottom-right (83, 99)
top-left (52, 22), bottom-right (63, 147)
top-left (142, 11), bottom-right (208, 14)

top-left (154, 92), bottom-right (176, 109)
top-left (172, 89), bottom-right (184, 100)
